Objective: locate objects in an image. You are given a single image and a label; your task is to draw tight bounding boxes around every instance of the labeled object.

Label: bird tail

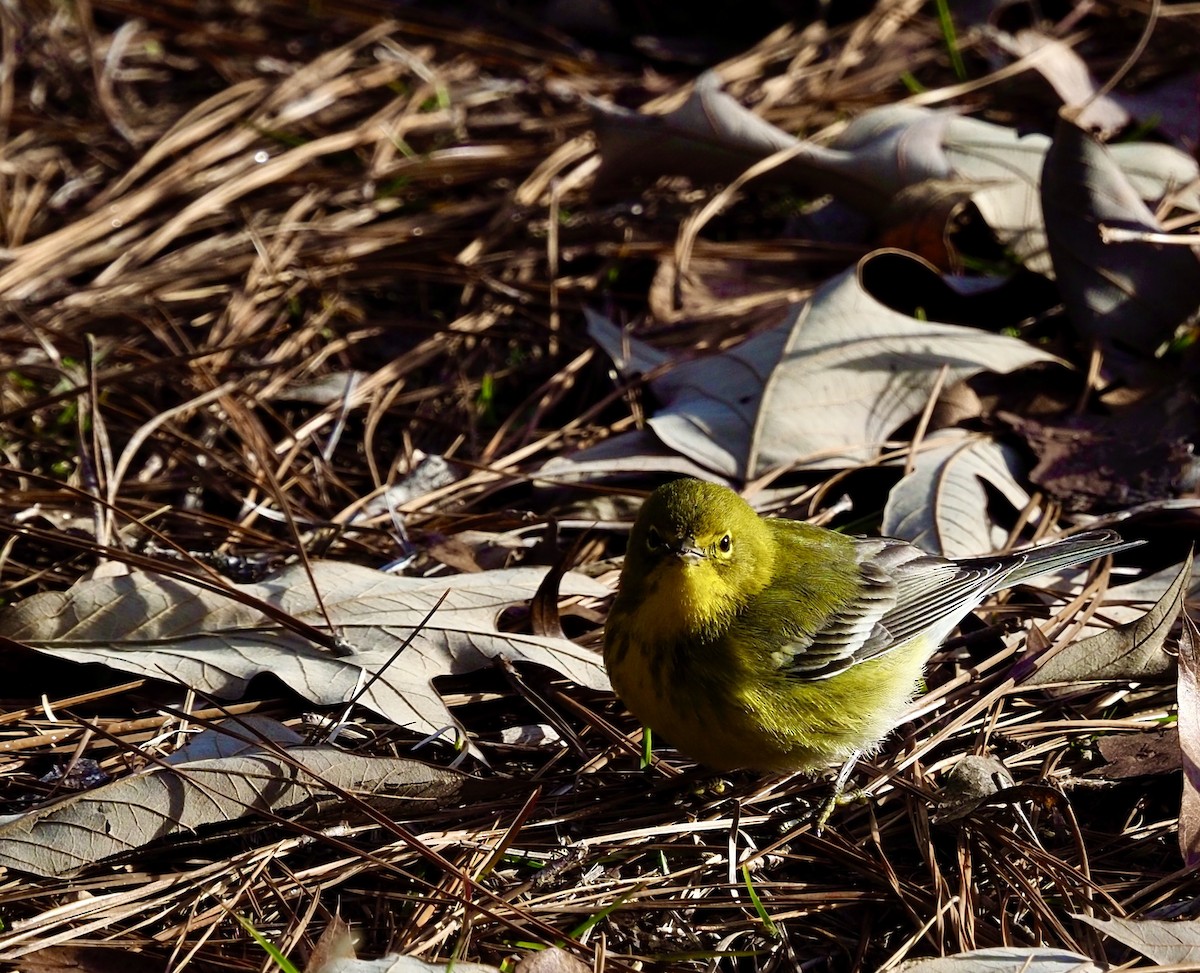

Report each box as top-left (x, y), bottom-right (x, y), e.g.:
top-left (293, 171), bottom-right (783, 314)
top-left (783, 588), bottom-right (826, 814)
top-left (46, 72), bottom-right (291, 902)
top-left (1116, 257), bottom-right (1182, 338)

top-left (968, 529), bottom-right (1143, 593)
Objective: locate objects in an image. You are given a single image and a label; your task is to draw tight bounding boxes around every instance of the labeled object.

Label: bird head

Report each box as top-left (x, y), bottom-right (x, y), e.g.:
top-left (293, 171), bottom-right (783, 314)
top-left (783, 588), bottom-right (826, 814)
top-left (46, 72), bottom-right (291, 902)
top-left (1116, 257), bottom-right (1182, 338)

top-left (622, 479), bottom-right (775, 630)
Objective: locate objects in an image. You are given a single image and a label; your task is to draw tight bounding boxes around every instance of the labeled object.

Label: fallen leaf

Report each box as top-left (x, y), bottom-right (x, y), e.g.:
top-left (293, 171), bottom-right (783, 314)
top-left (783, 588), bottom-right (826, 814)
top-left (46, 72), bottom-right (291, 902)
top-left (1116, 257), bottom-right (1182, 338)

top-left (893, 945), bottom-right (1104, 972)
top-left (1041, 117), bottom-right (1200, 371)
top-left (1001, 385), bottom-right (1200, 512)
top-left (594, 77), bottom-right (1199, 276)
top-left (986, 27), bottom-right (1129, 136)
top-left (1075, 914), bottom-right (1200, 965)
top-left (1177, 610), bottom-right (1200, 868)
top-left (162, 715), bottom-right (305, 763)
top-left (0, 562), bottom-right (609, 737)
top-left (316, 957), bottom-right (499, 973)
top-left (538, 427), bottom-right (726, 486)
top-left (1085, 728), bottom-right (1181, 780)
top-left (594, 79), bottom-right (939, 210)
top-left (583, 250), bottom-right (1058, 478)
top-left (1019, 553), bottom-right (1187, 687)
top-left (307, 917), bottom-right (357, 973)
top-left (0, 745), bottom-right (471, 877)
top-left (515, 947), bottom-right (591, 973)
top-left (882, 429), bottom-right (1031, 557)
top-left (305, 917), bottom-right (503, 972)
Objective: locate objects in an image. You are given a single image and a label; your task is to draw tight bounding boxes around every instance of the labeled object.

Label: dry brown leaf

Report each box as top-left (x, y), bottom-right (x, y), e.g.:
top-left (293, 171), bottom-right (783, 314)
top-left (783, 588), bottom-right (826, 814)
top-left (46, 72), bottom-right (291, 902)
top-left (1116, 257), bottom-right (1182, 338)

top-left (1042, 117), bottom-right (1200, 370)
top-left (892, 945), bottom-right (1104, 972)
top-left (304, 916), bottom-right (503, 972)
top-left (1002, 385), bottom-right (1200, 512)
top-left (1020, 553), bottom-right (1188, 687)
top-left (0, 563), bottom-right (609, 735)
top-left (1085, 728), bottom-right (1181, 780)
top-left (307, 917), bottom-right (358, 973)
top-left (986, 28), bottom-right (1130, 136)
top-left (514, 947), bottom-right (591, 973)
top-left (1075, 913), bottom-right (1200, 965)
top-left (882, 429), bottom-right (1031, 557)
top-left (310, 949), bottom-right (499, 973)
top-left (595, 82), bottom-right (1199, 279)
top-left (585, 251), bottom-right (1058, 477)
top-left (0, 746), bottom-right (471, 878)
top-left (1178, 610), bottom-right (1200, 868)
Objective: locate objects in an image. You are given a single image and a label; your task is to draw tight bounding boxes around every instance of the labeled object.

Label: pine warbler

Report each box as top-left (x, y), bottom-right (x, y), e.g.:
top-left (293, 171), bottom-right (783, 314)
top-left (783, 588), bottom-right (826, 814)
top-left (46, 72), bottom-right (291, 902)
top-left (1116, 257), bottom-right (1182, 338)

top-left (604, 478), bottom-right (1139, 773)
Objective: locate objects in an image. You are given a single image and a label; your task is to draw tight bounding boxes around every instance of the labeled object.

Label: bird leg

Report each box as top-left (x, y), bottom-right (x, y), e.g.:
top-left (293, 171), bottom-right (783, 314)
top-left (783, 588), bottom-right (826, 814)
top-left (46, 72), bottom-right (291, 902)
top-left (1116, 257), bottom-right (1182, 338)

top-left (814, 753), bottom-right (866, 834)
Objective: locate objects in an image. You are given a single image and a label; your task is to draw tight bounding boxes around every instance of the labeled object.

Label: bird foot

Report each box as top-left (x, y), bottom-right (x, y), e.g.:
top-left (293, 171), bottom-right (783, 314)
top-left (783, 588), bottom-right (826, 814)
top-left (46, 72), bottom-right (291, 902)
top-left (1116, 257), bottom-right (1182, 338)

top-left (812, 754), bottom-right (865, 834)
top-left (813, 784), bottom-right (869, 835)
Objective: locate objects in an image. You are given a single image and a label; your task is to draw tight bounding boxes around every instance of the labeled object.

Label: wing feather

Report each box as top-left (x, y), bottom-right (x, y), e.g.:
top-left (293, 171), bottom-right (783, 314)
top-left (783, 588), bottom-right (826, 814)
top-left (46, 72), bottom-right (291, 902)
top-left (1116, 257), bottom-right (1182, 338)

top-left (756, 527), bottom-right (1138, 683)
top-left (778, 540), bottom-right (1007, 681)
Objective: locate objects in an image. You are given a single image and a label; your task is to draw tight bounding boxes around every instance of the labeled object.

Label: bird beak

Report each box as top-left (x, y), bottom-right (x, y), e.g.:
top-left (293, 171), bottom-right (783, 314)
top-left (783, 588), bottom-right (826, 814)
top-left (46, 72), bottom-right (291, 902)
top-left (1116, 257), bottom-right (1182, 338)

top-left (668, 535), bottom-right (705, 565)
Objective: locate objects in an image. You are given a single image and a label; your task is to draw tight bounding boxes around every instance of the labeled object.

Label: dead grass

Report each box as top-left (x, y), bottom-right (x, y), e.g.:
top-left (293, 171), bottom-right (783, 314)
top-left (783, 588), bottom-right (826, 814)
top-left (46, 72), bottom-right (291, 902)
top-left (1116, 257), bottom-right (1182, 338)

top-left (0, 1), bottom-right (1195, 971)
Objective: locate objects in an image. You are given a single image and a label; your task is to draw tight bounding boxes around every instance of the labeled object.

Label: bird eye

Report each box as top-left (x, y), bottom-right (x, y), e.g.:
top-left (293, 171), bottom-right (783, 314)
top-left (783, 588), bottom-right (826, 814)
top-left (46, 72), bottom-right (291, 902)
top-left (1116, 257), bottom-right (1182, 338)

top-left (646, 526), bottom-right (663, 551)
top-left (719, 533), bottom-right (732, 553)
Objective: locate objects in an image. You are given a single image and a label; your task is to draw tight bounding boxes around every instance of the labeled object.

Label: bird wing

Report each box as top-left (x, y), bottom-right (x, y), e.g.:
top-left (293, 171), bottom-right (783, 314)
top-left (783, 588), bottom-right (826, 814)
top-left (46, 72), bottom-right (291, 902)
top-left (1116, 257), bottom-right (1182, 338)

top-left (757, 528), bottom-right (1136, 683)
top-left (777, 538), bottom-right (1007, 681)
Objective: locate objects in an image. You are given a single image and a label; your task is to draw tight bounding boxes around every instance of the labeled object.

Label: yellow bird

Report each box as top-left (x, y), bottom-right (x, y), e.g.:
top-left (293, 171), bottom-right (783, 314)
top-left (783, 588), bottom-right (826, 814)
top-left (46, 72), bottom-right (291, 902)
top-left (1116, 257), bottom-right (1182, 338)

top-left (604, 478), bottom-right (1139, 775)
